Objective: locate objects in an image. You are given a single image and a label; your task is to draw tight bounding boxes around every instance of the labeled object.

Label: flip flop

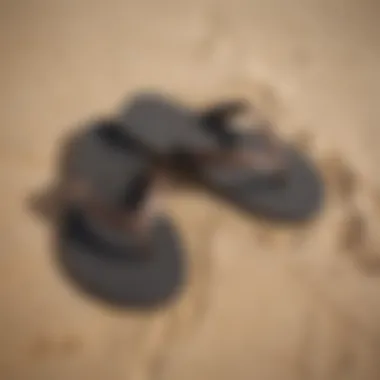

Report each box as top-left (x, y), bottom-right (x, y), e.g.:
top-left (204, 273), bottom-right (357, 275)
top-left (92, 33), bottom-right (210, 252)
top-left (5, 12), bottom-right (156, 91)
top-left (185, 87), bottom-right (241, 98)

top-left (56, 120), bottom-right (185, 307)
top-left (119, 94), bottom-right (324, 221)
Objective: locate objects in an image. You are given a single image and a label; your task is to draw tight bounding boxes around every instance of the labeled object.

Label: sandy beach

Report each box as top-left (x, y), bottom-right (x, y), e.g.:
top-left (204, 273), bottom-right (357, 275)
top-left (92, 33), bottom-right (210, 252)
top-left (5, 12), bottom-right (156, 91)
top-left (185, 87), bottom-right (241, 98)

top-left (1, 1), bottom-right (380, 379)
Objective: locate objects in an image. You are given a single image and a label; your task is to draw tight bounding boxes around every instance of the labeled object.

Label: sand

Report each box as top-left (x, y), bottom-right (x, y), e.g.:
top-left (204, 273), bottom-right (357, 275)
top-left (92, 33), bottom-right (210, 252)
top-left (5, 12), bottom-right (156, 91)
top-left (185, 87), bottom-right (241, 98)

top-left (1, 0), bottom-right (380, 379)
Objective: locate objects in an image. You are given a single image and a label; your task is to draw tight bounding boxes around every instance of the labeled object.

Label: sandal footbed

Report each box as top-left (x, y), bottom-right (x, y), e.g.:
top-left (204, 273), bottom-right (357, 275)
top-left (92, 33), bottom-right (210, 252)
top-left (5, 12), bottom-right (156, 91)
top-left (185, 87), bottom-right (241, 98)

top-left (121, 96), bottom-right (323, 221)
top-left (121, 93), bottom-right (219, 153)
top-left (57, 207), bottom-right (185, 307)
top-left (199, 131), bottom-right (323, 220)
top-left (67, 123), bottom-right (150, 207)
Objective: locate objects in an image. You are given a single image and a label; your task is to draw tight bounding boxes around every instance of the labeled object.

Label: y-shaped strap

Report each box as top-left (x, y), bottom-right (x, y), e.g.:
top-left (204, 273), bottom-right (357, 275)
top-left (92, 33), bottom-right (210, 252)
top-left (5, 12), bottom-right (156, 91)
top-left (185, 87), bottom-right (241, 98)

top-left (194, 100), bottom-right (288, 175)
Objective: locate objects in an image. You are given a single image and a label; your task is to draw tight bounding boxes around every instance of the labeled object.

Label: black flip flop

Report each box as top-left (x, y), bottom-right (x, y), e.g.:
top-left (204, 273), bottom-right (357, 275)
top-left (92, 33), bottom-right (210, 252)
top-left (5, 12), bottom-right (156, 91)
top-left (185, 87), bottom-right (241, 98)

top-left (119, 94), bottom-right (324, 221)
top-left (56, 120), bottom-right (185, 307)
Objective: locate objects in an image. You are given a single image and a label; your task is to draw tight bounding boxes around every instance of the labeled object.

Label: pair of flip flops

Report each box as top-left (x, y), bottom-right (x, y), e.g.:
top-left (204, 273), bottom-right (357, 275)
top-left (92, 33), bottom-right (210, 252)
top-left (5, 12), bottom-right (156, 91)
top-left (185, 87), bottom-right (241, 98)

top-left (58, 94), bottom-right (323, 308)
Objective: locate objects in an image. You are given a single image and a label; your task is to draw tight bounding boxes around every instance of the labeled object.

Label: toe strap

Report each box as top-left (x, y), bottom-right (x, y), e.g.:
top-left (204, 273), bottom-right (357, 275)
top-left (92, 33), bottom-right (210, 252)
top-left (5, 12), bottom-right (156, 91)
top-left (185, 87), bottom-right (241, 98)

top-left (189, 101), bottom-right (290, 177)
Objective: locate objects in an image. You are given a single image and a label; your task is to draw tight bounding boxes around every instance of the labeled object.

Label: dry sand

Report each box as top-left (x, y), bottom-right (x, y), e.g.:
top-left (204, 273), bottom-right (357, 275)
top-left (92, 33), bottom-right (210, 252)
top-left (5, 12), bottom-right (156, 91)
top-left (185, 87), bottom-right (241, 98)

top-left (1, 0), bottom-right (380, 379)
